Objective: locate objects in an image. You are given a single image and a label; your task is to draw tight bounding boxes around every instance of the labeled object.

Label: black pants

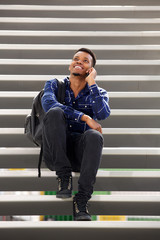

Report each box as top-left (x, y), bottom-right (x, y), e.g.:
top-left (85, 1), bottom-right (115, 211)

top-left (42, 107), bottom-right (104, 199)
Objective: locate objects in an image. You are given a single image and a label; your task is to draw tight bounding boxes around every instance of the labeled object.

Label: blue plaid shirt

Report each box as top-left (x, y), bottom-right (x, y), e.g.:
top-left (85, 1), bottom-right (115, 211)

top-left (41, 77), bottom-right (110, 133)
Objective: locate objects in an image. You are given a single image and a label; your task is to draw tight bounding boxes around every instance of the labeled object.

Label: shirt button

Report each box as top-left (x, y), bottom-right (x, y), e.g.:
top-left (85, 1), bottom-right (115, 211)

top-left (70, 125), bottom-right (72, 128)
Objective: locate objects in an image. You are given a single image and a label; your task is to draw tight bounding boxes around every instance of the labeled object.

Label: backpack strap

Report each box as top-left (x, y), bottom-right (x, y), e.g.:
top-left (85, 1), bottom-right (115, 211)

top-left (38, 144), bottom-right (43, 178)
top-left (56, 79), bottom-right (66, 104)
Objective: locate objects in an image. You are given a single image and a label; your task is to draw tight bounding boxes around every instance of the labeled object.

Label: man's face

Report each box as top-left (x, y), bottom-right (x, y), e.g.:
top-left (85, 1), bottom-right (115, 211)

top-left (69, 51), bottom-right (93, 77)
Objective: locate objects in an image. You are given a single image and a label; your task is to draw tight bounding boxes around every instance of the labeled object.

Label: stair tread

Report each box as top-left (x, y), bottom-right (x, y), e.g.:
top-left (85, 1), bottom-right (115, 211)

top-left (1, 17), bottom-right (160, 23)
top-left (1, 169), bottom-right (160, 178)
top-left (0, 194), bottom-right (160, 202)
top-left (1, 109), bottom-right (160, 115)
top-left (1, 5), bottom-right (160, 11)
top-left (1, 59), bottom-right (160, 65)
top-left (0, 221), bottom-right (160, 229)
top-left (0, 75), bottom-right (160, 81)
top-left (0, 147), bottom-right (160, 155)
top-left (0, 91), bottom-right (160, 98)
top-left (2, 44), bottom-right (160, 50)
top-left (1, 30), bottom-right (160, 37)
top-left (0, 127), bottom-right (160, 134)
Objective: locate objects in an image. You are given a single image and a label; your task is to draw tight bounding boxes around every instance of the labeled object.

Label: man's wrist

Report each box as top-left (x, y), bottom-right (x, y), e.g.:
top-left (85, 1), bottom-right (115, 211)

top-left (81, 114), bottom-right (91, 122)
top-left (86, 78), bottom-right (96, 86)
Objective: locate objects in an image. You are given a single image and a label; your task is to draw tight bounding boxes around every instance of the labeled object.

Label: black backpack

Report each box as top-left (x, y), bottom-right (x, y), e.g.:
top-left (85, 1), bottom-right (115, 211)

top-left (24, 79), bottom-right (66, 177)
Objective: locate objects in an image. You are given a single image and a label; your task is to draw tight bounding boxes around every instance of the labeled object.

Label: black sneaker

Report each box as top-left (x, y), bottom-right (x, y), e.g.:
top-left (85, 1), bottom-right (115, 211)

top-left (56, 175), bottom-right (72, 199)
top-left (73, 196), bottom-right (91, 221)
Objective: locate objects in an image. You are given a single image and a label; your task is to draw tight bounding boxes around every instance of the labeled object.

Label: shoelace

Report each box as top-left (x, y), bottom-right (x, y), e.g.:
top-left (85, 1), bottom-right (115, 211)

top-left (57, 176), bottom-right (72, 191)
top-left (74, 197), bottom-right (89, 213)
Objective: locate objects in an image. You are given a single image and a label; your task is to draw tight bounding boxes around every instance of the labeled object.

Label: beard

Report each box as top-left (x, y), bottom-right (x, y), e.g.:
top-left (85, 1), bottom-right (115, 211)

top-left (73, 72), bottom-right (81, 76)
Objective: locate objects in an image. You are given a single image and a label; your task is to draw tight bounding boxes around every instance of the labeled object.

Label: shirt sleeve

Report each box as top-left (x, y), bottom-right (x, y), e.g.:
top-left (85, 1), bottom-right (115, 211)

top-left (88, 84), bottom-right (111, 120)
top-left (41, 79), bottom-right (84, 122)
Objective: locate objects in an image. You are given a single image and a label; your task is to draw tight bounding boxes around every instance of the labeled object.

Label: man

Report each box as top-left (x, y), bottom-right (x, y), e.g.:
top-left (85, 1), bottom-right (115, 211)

top-left (41, 48), bottom-right (110, 221)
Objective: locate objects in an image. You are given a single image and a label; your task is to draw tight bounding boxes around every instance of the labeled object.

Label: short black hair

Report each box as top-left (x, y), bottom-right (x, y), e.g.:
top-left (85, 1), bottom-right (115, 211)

top-left (75, 48), bottom-right (96, 67)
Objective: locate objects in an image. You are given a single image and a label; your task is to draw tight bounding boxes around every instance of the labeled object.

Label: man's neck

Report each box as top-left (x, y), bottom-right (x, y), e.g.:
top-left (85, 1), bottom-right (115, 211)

top-left (69, 74), bottom-right (86, 98)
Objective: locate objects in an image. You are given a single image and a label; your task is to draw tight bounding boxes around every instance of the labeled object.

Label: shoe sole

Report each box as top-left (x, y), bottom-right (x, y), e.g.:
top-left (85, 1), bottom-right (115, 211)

top-left (56, 194), bottom-right (72, 199)
top-left (74, 217), bottom-right (91, 221)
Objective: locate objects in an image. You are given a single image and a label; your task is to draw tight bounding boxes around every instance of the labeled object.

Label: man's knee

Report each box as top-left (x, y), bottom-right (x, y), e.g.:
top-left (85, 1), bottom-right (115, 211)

top-left (44, 107), bottom-right (64, 122)
top-left (84, 129), bottom-right (104, 146)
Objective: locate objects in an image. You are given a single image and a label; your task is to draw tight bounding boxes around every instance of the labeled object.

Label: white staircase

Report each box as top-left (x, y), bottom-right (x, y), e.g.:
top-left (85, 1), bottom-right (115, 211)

top-left (0, 0), bottom-right (160, 239)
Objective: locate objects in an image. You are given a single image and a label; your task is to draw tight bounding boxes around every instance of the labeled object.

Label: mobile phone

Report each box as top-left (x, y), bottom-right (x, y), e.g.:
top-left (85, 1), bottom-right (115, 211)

top-left (86, 72), bottom-right (89, 77)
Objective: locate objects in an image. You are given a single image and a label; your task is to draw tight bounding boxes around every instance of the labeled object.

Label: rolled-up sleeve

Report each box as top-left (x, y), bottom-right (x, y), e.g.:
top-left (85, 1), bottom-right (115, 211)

top-left (41, 79), bottom-right (84, 122)
top-left (89, 84), bottom-right (111, 120)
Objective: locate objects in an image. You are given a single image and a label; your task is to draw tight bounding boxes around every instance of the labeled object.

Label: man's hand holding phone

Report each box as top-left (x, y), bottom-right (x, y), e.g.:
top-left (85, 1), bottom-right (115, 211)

top-left (85, 67), bottom-right (97, 86)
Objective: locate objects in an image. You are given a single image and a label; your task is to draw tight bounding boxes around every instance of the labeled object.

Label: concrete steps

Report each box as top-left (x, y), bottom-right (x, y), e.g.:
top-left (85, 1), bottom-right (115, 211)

top-left (1, 44), bottom-right (160, 60)
top-left (1, 17), bottom-right (160, 32)
top-left (0, 146), bottom-right (160, 169)
top-left (0, 221), bottom-right (160, 240)
top-left (0, 127), bottom-right (160, 147)
top-left (0, 74), bottom-right (160, 91)
top-left (1, 59), bottom-right (160, 75)
top-left (0, 0), bottom-right (160, 238)
top-left (0, 90), bottom-right (160, 109)
top-left (1, 5), bottom-right (160, 19)
top-left (1, 30), bottom-right (160, 45)
top-left (0, 169), bottom-right (160, 191)
top-left (0, 194), bottom-right (160, 216)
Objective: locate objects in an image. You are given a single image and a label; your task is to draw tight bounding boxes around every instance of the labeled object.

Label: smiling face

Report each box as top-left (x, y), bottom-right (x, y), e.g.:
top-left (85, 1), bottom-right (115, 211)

top-left (69, 51), bottom-right (93, 78)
